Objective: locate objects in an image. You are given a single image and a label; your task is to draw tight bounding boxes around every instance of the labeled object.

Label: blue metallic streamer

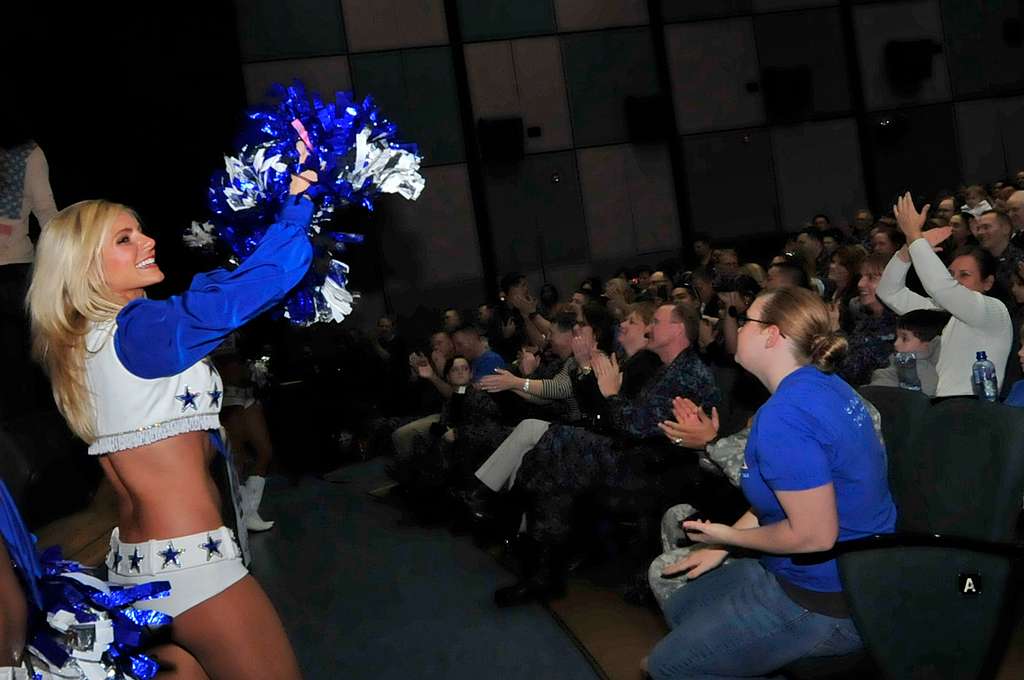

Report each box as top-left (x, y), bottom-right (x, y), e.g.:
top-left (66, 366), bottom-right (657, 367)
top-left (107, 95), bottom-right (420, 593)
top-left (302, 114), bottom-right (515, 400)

top-left (192, 79), bottom-right (424, 325)
top-left (29, 547), bottom-right (171, 679)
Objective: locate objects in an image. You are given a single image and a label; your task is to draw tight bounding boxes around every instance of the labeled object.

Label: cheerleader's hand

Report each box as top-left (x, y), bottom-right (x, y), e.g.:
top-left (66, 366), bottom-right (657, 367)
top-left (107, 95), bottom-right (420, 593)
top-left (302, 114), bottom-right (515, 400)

top-left (289, 140), bottom-right (319, 196)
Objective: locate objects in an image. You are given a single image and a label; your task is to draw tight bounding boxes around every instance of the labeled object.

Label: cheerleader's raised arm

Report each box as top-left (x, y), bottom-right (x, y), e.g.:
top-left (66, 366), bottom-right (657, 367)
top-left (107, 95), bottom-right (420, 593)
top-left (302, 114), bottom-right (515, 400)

top-left (115, 195), bottom-right (313, 379)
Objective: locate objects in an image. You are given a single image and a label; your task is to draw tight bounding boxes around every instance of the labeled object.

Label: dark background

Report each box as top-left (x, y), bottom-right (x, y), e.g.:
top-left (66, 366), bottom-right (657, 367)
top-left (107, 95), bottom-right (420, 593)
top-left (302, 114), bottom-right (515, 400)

top-left (9, 0), bottom-right (1024, 327)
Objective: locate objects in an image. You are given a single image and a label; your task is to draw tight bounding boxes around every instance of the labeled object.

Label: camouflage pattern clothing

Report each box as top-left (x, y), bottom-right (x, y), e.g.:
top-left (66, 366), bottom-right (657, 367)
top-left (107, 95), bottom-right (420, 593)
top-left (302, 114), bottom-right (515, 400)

top-left (517, 349), bottom-right (720, 544)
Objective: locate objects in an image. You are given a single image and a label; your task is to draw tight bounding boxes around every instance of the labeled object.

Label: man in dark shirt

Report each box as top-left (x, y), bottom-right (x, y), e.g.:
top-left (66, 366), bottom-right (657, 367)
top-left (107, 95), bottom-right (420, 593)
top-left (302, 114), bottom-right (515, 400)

top-left (975, 210), bottom-right (1024, 294)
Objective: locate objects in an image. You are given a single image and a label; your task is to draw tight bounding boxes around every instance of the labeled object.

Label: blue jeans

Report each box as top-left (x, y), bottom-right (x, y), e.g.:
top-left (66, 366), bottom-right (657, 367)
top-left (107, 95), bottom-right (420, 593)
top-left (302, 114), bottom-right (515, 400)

top-left (648, 558), bottom-right (863, 679)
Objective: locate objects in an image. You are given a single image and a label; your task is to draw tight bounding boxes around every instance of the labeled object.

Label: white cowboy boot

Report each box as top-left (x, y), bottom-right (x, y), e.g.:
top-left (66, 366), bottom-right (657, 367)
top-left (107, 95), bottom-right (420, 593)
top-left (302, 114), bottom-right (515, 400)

top-left (243, 475), bottom-right (275, 532)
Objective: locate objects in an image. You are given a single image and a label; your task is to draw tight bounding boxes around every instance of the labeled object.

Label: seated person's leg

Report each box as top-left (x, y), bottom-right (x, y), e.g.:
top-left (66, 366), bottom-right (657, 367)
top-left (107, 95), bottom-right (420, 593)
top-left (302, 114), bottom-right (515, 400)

top-left (475, 419), bottom-right (551, 492)
top-left (391, 414), bottom-right (442, 460)
top-left (647, 558), bottom-right (860, 680)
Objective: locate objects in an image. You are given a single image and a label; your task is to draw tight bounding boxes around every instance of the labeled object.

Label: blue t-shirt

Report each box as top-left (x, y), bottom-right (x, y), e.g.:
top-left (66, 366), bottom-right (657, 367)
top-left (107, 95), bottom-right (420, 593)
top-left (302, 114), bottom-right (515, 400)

top-left (741, 366), bottom-right (897, 592)
top-left (472, 350), bottom-right (506, 382)
top-left (1005, 380), bottom-right (1024, 407)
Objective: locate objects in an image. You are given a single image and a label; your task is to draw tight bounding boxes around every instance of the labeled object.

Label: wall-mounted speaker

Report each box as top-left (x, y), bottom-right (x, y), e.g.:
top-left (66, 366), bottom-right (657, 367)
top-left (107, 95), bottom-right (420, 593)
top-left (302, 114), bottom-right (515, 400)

top-left (761, 66), bottom-right (813, 122)
top-left (625, 94), bottom-right (672, 143)
top-left (478, 117), bottom-right (524, 162)
top-left (885, 39), bottom-right (941, 93)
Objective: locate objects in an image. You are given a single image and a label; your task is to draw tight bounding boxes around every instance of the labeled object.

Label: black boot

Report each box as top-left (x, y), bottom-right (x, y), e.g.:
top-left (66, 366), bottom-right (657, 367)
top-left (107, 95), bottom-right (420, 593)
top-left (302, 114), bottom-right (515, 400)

top-left (460, 482), bottom-right (498, 523)
top-left (494, 541), bottom-right (566, 607)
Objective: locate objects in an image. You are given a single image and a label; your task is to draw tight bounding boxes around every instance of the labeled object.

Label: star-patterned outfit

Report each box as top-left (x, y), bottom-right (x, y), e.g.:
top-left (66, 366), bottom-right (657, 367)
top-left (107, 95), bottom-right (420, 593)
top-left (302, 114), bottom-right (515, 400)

top-left (91, 197), bottom-right (315, 617)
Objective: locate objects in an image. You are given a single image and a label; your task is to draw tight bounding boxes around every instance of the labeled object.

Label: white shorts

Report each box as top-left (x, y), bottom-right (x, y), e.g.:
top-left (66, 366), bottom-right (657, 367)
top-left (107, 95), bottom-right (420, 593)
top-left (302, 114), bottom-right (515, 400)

top-left (106, 526), bottom-right (248, 617)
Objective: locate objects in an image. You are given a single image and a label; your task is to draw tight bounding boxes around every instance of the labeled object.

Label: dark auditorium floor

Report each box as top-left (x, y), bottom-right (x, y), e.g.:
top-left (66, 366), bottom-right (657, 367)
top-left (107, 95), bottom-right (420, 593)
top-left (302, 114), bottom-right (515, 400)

top-left (249, 458), bottom-right (599, 679)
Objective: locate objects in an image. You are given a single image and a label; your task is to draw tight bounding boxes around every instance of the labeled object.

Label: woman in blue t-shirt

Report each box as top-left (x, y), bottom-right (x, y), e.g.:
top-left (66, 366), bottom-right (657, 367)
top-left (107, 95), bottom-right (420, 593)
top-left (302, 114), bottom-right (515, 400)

top-left (646, 286), bottom-right (897, 679)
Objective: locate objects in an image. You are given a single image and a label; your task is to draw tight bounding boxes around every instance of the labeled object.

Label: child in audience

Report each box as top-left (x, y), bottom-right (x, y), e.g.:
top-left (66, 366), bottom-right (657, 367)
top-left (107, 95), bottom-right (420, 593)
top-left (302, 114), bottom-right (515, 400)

top-left (870, 309), bottom-right (949, 396)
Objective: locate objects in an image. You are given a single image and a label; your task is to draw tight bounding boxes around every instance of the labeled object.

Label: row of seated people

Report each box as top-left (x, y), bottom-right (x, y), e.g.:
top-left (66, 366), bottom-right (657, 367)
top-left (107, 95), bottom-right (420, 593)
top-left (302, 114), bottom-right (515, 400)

top-left (368, 190), bottom-right (1024, 678)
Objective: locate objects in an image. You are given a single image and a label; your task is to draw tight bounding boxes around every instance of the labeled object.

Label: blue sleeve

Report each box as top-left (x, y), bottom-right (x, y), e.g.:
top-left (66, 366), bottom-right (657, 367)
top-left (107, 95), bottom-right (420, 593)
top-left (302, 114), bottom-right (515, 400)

top-left (755, 403), bottom-right (833, 491)
top-left (114, 197), bottom-right (314, 378)
top-left (1006, 381), bottom-right (1024, 408)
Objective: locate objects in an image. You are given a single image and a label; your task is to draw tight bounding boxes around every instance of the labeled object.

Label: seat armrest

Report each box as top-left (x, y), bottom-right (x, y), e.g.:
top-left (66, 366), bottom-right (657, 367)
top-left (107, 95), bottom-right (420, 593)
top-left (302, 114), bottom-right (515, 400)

top-left (792, 533), bottom-right (1024, 565)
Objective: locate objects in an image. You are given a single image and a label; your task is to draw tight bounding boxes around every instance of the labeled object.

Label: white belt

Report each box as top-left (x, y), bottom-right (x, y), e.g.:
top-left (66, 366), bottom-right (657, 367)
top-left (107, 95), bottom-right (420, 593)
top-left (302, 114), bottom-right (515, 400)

top-left (107, 526), bottom-right (241, 577)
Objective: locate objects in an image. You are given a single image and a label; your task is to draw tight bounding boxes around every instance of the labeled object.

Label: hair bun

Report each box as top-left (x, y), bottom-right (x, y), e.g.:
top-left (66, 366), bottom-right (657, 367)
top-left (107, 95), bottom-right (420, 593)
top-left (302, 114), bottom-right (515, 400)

top-left (808, 332), bottom-right (848, 374)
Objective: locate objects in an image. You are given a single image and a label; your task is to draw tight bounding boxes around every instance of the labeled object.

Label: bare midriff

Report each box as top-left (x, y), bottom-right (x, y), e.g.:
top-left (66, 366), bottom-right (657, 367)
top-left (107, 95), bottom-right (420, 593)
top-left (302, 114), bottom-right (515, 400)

top-left (99, 431), bottom-right (223, 544)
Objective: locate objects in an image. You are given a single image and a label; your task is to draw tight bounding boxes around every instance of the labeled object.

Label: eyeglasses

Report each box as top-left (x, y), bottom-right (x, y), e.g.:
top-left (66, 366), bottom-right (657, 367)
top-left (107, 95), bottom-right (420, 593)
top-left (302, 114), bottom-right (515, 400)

top-left (735, 312), bottom-right (785, 338)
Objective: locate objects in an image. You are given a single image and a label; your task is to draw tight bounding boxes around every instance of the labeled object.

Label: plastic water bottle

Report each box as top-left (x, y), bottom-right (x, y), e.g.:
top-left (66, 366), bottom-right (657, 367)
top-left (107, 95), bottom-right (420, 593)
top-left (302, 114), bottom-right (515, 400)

top-left (972, 351), bottom-right (998, 402)
top-left (895, 352), bottom-right (921, 391)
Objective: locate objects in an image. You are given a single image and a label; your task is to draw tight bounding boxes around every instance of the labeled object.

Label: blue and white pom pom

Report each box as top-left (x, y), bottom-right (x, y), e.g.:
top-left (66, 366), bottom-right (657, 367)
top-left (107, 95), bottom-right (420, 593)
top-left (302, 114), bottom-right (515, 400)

top-left (26, 548), bottom-right (171, 680)
top-left (190, 80), bottom-right (425, 325)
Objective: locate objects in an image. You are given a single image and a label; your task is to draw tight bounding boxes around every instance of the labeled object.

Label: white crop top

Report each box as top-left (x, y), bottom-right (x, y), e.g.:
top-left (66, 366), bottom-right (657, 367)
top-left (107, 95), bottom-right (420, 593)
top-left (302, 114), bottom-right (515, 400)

top-left (85, 321), bottom-right (224, 455)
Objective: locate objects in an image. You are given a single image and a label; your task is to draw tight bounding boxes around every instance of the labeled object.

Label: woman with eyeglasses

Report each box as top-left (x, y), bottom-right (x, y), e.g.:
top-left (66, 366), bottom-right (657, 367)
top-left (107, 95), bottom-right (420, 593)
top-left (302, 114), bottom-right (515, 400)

top-left (646, 286), bottom-right (896, 679)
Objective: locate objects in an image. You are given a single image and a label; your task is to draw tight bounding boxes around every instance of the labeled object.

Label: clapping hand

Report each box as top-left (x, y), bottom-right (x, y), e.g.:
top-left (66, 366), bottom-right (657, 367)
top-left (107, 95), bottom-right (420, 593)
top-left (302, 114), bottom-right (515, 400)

top-left (409, 352), bottom-right (435, 380)
top-left (571, 334), bottom-right (595, 368)
top-left (508, 289), bottom-right (538, 315)
top-left (592, 353), bottom-right (623, 397)
top-left (518, 348), bottom-right (541, 376)
top-left (658, 397), bottom-right (719, 448)
top-left (827, 300), bottom-right (841, 333)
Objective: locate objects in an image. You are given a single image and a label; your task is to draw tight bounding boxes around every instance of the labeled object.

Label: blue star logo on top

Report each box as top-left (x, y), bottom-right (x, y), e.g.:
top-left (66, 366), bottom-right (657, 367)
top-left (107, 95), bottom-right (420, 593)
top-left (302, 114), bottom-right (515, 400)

top-left (158, 542), bottom-right (184, 569)
top-left (175, 386), bottom-right (199, 412)
top-left (208, 389), bottom-right (222, 408)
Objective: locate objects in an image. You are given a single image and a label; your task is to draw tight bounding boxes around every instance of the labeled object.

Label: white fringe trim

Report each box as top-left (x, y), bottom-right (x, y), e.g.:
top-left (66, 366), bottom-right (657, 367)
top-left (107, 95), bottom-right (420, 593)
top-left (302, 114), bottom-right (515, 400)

top-left (89, 414), bottom-right (222, 455)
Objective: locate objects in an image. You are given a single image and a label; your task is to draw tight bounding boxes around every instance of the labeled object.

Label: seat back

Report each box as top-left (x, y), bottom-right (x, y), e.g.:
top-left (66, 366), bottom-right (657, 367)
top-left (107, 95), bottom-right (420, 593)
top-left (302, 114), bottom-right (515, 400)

top-left (856, 385), bottom-right (931, 482)
top-left (841, 547), bottom-right (1015, 680)
top-left (839, 398), bottom-right (1024, 679)
top-left (892, 398), bottom-right (1024, 540)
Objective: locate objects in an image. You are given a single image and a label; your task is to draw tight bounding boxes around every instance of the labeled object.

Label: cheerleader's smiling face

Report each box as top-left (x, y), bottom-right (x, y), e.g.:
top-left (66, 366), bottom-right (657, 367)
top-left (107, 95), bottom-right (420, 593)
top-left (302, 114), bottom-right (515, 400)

top-left (101, 211), bottom-right (164, 302)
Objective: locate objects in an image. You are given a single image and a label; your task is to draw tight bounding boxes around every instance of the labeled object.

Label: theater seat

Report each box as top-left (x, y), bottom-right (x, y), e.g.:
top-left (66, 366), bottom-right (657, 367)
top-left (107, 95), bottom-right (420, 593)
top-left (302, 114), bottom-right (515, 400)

top-left (857, 385), bottom-right (931, 468)
top-left (791, 397), bottom-right (1024, 679)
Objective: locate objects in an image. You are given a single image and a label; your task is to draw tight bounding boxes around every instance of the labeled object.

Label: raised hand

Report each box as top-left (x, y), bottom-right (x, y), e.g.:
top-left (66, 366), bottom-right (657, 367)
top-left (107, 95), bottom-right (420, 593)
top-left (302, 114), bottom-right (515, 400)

top-left (508, 289), bottom-right (537, 315)
top-left (893, 192), bottom-right (930, 242)
top-left (410, 353), bottom-right (435, 380)
top-left (288, 140), bottom-right (319, 196)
